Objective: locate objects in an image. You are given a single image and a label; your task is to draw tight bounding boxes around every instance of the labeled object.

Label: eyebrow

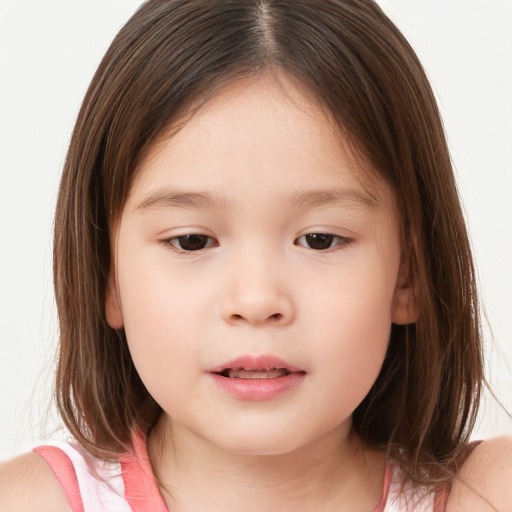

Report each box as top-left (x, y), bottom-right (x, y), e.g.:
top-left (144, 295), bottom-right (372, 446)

top-left (135, 191), bottom-right (222, 210)
top-left (134, 188), bottom-right (378, 212)
top-left (290, 189), bottom-right (378, 210)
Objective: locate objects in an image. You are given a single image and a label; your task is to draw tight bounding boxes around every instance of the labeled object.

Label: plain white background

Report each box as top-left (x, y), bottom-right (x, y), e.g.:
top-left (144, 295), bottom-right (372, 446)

top-left (0, 1), bottom-right (511, 461)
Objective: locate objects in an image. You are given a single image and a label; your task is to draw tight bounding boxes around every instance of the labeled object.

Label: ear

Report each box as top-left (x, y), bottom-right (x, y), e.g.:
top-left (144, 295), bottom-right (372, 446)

top-left (105, 263), bottom-right (124, 329)
top-left (391, 251), bottom-right (419, 325)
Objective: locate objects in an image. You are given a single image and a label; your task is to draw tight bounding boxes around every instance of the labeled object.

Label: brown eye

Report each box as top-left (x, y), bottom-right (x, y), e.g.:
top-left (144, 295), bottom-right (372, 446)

top-left (170, 234), bottom-right (215, 251)
top-left (295, 233), bottom-right (351, 251)
top-left (304, 233), bottom-right (334, 250)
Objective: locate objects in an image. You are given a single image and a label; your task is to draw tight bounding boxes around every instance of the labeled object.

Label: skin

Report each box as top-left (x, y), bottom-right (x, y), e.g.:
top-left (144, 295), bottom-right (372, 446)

top-left (1, 73), bottom-right (511, 511)
top-left (105, 73), bottom-right (416, 511)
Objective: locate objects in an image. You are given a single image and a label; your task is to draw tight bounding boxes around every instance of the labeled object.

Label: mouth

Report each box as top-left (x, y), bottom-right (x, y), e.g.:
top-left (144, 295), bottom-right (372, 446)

top-left (208, 354), bottom-right (305, 379)
top-left (208, 355), bottom-right (305, 400)
top-left (217, 367), bottom-right (294, 379)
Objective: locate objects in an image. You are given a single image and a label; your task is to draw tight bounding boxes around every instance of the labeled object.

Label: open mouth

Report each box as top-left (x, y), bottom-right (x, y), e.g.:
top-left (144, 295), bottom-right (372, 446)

top-left (208, 355), bottom-right (305, 399)
top-left (218, 367), bottom-right (293, 379)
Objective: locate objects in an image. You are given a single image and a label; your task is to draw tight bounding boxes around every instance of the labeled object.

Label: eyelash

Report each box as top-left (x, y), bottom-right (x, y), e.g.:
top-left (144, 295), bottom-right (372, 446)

top-left (161, 233), bottom-right (352, 253)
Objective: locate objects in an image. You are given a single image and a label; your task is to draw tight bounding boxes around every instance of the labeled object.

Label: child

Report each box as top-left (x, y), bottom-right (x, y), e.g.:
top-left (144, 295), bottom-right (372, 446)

top-left (0, 0), bottom-right (510, 510)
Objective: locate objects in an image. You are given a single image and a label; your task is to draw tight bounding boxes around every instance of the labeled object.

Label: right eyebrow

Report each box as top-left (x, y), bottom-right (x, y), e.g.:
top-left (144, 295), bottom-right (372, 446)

top-left (134, 190), bottom-right (227, 211)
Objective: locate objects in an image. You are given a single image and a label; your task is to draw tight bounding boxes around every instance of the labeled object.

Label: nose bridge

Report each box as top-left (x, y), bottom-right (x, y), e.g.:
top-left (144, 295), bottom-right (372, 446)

top-left (221, 239), bottom-right (295, 326)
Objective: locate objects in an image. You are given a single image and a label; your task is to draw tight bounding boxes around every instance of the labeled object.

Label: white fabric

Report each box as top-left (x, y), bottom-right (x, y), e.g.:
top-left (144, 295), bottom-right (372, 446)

top-left (45, 440), bottom-right (132, 512)
top-left (383, 466), bottom-right (435, 512)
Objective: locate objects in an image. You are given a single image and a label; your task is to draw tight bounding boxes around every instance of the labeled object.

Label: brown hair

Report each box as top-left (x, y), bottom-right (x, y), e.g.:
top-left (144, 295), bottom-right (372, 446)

top-left (54, 0), bottom-right (483, 487)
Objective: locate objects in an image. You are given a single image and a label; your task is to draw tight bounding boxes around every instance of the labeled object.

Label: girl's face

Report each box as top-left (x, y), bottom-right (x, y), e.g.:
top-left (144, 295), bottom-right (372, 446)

top-left (107, 73), bottom-right (416, 456)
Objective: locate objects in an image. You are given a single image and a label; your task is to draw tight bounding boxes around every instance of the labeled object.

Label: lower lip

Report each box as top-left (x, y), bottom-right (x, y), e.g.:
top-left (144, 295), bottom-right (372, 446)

top-left (208, 372), bottom-right (305, 401)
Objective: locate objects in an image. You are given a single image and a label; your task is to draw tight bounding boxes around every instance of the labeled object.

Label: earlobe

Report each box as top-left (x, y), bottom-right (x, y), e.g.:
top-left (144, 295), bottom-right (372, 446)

top-left (105, 266), bottom-right (124, 329)
top-left (391, 253), bottom-right (419, 325)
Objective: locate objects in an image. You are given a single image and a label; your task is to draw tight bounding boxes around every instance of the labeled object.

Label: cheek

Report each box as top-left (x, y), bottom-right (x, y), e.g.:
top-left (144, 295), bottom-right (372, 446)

top-left (119, 245), bottom-right (216, 329)
top-left (301, 259), bottom-right (395, 409)
top-left (312, 296), bottom-right (390, 388)
top-left (306, 325), bottom-right (390, 434)
top-left (117, 253), bottom-right (217, 393)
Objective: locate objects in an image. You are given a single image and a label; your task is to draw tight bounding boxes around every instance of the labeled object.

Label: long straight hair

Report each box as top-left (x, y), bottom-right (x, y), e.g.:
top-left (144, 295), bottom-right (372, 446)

top-left (54, 0), bottom-right (482, 487)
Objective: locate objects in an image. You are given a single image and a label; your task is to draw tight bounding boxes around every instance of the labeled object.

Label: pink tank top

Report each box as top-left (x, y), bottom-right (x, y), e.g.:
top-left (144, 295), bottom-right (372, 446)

top-left (34, 432), bottom-right (449, 512)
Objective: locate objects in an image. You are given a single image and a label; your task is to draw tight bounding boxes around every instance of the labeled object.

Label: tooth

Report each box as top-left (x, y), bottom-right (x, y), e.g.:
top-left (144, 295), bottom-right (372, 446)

top-left (227, 368), bottom-right (290, 379)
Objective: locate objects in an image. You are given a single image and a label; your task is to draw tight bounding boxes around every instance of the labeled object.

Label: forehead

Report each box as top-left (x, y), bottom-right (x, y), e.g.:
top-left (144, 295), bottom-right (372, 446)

top-left (126, 72), bottom-right (394, 215)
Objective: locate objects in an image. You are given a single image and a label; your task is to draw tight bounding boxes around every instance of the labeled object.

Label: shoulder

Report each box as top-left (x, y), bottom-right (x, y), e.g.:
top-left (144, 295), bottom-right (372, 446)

top-left (0, 451), bottom-right (71, 511)
top-left (446, 436), bottom-right (512, 512)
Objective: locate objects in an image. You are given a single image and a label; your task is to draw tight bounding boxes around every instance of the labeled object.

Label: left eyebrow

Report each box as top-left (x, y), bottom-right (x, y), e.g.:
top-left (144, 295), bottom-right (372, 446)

top-left (290, 189), bottom-right (378, 210)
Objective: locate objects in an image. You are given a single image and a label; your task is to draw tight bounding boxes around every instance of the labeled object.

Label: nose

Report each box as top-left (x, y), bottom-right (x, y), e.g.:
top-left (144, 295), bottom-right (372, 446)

top-left (220, 250), bottom-right (295, 327)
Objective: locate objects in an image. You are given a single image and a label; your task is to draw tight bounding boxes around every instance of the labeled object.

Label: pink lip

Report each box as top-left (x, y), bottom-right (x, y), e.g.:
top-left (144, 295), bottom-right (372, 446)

top-left (207, 354), bottom-right (306, 401)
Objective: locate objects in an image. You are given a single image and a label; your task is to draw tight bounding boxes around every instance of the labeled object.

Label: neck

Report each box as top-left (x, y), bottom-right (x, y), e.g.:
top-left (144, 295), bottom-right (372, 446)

top-left (148, 415), bottom-right (386, 512)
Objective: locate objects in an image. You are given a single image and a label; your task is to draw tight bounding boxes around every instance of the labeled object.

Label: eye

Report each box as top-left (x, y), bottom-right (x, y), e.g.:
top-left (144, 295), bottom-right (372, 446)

top-left (294, 233), bottom-right (351, 251)
top-left (166, 234), bottom-right (217, 252)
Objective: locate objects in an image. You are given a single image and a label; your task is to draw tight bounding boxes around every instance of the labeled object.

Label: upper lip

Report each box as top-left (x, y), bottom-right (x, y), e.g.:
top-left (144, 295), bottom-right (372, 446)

top-left (207, 354), bottom-right (304, 374)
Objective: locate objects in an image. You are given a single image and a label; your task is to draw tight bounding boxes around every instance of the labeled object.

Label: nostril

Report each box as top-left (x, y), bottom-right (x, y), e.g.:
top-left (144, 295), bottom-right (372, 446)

top-left (229, 312), bottom-right (284, 324)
